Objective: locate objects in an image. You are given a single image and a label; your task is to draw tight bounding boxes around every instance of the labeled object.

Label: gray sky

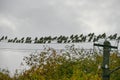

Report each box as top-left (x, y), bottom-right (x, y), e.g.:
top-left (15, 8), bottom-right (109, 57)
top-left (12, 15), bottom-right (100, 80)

top-left (0, 0), bottom-right (120, 76)
top-left (0, 0), bottom-right (120, 37)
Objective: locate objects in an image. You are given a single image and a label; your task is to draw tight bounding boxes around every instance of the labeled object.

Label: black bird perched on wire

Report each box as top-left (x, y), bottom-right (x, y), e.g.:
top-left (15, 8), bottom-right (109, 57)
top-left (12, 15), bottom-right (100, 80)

top-left (5, 36), bottom-right (7, 40)
top-left (112, 33), bottom-right (117, 39)
top-left (13, 37), bottom-right (17, 43)
top-left (21, 37), bottom-right (24, 40)
top-left (0, 36), bottom-right (4, 41)
top-left (82, 36), bottom-right (87, 42)
top-left (52, 36), bottom-right (57, 40)
top-left (101, 33), bottom-right (106, 39)
top-left (70, 34), bottom-right (74, 39)
top-left (88, 33), bottom-right (93, 36)
top-left (117, 36), bottom-right (120, 40)
top-left (79, 34), bottom-right (83, 37)
top-left (93, 37), bottom-right (98, 42)
top-left (8, 39), bottom-right (13, 42)
top-left (88, 33), bottom-right (94, 42)
top-left (108, 34), bottom-right (117, 40)
top-left (25, 37), bottom-right (32, 43)
top-left (20, 37), bottom-right (24, 43)
top-left (34, 37), bottom-right (38, 43)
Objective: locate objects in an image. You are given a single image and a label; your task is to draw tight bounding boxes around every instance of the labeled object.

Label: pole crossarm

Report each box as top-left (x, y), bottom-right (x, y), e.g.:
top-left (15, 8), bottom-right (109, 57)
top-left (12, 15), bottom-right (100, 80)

top-left (94, 43), bottom-right (118, 49)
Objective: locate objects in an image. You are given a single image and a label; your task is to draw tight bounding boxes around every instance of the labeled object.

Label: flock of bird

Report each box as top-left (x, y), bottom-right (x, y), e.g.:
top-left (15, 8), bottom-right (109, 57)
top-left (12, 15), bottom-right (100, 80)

top-left (0, 33), bottom-right (119, 44)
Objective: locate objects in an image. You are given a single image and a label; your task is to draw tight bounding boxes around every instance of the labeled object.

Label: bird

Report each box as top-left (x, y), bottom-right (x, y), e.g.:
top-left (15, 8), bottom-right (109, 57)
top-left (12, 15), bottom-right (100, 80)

top-left (16, 40), bottom-right (21, 43)
top-left (88, 33), bottom-right (92, 36)
top-left (13, 37), bottom-right (17, 43)
top-left (112, 33), bottom-right (117, 40)
top-left (48, 40), bottom-right (51, 43)
top-left (93, 37), bottom-right (98, 42)
top-left (117, 36), bottom-right (120, 40)
top-left (52, 36), bottom-right (57, 40)
top-left (108, 35), bottom-right (113, 40)
top-left (70, 34), bottom-right (74, 39)
top-left (79, 34), bottom-right (83, 37)
top-left (88, 33), bottom-right (94, 42)
top-left (25, 37), bottom-right (32, 43)
top-left (35, 37), bottom-right (38, 41)
top-left (21, 40), bottom-right (24, 43)
top-left (14, 37), bottom-right (17, 40)
top-left (57, 35), bottom-right (62, 40)
top-left (34, 37), bottom-right (38, 43)
top-left (57, 39), bottom-right (62, 43)
top-left (101, 33), bottom-right (106, 39)
top-left (8, 39), bottom-right (13, 42)
top-left (20, 37), bottom-right (24, 43)
top-left (21, 37), bottom-right (24, 40)
top-left (63, 36), bottom-right (68, 43)
top-left (81, 36), bottom-right (87, 42)
top-left (67, 40), bottom-right (71, 43)
top-left (0, 36), bottom-right (4, 40)
top-left (5, 36), bottom-right (7, 40)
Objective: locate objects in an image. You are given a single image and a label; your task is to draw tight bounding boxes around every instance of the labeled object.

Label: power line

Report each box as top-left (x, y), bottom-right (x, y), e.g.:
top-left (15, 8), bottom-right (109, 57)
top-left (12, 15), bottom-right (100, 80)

top-left (0, 47), bottom-right (119, 52)
top-left (0, 41), bottom-right (93, 44)
top-left (0, 47), bottom-right (94, 52)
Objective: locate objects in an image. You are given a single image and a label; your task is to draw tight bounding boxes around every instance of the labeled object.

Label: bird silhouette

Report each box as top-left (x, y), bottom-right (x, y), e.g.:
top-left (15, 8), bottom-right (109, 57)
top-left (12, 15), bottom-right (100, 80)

top-left (117, 36), bottom-right (120, 40)
top-left (13, 37), bottom-right (17, 43)
top-left (21, 40), bottom-right (24, 43)
top-left (93, 37), bottom-right (99, 42)
top-left (16, 40), bottom-right (21, 43)
top-left (112, 33), bottom-right (117, 39)
top-left (67, 40), bottom-right (71, 43)
top-left (81, 36), bottom-right (86, 42)
top-left (0, 36), bottom-right (4, 40)
top-left (79, 34), bottom-right (83, 38)
top-left (20, 37), bottom-right (24, 43)
top-left (38, 37), bottom-right (43, 43)
top-left (101, 33), bottom-right (106, 39)
top-left (108, 35), bottom-right (113, 40)
top-left (52, 36), bottom-right (57, 40)
top-left (21, 37), bottom-right (24, 40)
top-left (34, 37), bottom-right (38, 43)
top-left (8, 39), bottom-right (13, 42)
top-left (25, 37), bottom-right (32, 43)
top-left (96, 36), bottom-right (101, 41)
top-left (70, 34), bottom-right (74, 39)
top-left (88, 33), bottom-right (92, 36)
top-left (5, 36), bottom-right (7, 40)
top-left (88, 34), bottom-right (94, 42)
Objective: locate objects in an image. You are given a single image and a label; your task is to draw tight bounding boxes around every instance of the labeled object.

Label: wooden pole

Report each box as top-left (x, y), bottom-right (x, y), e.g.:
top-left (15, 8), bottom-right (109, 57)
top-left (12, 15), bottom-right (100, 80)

top-left (94, 40), bottom-right (117, 80)
top-left (102, 41), bottom-right (110, 80)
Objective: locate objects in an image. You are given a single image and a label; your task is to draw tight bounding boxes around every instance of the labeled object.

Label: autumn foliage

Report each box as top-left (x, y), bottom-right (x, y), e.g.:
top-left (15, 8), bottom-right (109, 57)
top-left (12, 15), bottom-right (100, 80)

top-left (0, 45), bottom-right (120, 80)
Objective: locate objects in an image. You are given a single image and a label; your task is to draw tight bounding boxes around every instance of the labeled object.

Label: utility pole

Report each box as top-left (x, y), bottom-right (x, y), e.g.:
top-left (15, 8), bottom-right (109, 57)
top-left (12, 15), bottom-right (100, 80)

top-left (94, 40), bottom-right (117, 80)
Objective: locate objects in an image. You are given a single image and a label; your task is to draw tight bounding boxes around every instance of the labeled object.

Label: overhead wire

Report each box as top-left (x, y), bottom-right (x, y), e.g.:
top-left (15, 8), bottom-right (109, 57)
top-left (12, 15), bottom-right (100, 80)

top-left (0, 37), bottom-right (120, 54)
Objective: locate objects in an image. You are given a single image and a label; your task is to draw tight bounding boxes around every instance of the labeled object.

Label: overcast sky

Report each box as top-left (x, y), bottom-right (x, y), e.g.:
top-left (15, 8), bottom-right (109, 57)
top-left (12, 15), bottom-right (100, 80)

top-left (0, 0), bottom-right (120, 37)
top-left (0, 0), bottom-right (120, 76)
